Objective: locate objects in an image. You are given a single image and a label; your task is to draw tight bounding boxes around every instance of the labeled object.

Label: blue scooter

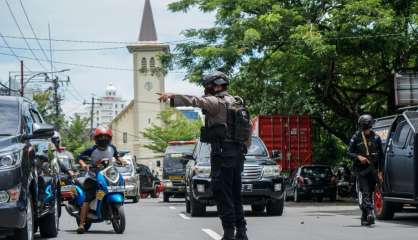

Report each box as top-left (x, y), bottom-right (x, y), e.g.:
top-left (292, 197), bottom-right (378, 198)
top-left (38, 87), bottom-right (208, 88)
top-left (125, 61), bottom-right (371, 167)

top-left (65, 159), bottom-right (126, 234)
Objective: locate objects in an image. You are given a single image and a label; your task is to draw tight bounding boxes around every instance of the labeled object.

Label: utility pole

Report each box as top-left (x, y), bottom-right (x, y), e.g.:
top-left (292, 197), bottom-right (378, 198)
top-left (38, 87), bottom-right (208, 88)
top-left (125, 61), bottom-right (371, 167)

top-left (46, 76), bottom-right (70, 130)
top-left (20, 61), bottom-right (24, 96)
top-left (83, 96), bottom-right (102, 139)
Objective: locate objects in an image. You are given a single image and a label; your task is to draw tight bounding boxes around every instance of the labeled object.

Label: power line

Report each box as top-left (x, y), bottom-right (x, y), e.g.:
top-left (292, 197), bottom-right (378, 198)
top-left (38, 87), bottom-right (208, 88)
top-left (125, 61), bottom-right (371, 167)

top-left (0, 34), bottom-right (199, 45)
top-left (4, 0), bottom-right (47, 71)
top-left (0, 45), bottom-right (126, 52)
top-left (0, 31), bottom-right (32, 72)
top-left (18, 0), bottom-right (51, 64)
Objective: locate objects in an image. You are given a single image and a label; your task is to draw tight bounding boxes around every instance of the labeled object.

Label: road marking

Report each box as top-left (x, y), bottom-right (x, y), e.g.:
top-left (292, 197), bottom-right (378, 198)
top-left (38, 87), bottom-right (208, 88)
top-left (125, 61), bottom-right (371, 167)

top-left (202, 228), bottom-right (222, 240)
top-left (178, 213), bottom-right (191, 220)
top-left (169, 206), bottom-right (176, 210)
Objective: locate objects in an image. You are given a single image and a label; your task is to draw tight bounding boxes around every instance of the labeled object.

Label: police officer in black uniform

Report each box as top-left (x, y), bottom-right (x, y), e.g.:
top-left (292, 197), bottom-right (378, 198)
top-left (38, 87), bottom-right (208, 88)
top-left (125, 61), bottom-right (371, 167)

top-left (348, 114), bottom-right (384, 226)
top-left (159, 71), bottom-right (251, 240)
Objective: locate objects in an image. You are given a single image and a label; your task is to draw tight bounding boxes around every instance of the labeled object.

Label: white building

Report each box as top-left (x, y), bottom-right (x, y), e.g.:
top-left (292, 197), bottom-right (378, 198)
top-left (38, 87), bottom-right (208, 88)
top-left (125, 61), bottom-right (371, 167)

top-left (111, 0), bottom-right (169, 168)
top-left (85, 83), bottom-right (127, 127)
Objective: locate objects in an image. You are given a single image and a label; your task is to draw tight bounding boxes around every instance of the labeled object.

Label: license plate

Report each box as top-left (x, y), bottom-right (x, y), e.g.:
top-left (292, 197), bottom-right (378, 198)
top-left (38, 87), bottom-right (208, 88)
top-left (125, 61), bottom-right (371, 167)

top-left (61, 185), bottom-right (74, 192)
top-left (107, 186), bottom-right (125, 193)
top-left (312, 189), bottom-right (324, 193)
top-left (96, 191), bottom-right (105, 200)
top-left (169, 176), bottom-right (184, 181)
top-left (242, 184), bottom-right (253, 193)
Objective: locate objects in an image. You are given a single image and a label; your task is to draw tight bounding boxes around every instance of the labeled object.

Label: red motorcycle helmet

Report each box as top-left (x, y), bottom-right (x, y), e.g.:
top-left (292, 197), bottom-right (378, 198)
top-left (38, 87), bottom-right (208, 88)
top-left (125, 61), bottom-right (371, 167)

top-left (94, 126), bottom-right (112, 149)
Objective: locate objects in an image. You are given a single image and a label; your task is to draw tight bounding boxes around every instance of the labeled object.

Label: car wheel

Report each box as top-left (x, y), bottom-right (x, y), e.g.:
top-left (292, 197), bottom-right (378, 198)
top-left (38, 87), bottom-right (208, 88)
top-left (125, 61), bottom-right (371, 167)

top-left (132, 195), bottom-right (139, 203)
top-left (330, 193), bottom-right (337, 202)
top-left (163, 193), bottom-right (170, 203)
top-left (251, 204), bottom-right (265, 213)
top-left (39, 196), bottom-right (59, 238)
top-left (15, 194), bottom-right (34, 240)
top-left (266, 198), bottom-right (284, 216)
top-left (374, 190), bottom-right (395, 220)
top-left (151, 187), bottom-right (160, 198)
top-left (294, 188), bottom-right (300, 202)
top-left (190, 196), bottom-right (205, 217)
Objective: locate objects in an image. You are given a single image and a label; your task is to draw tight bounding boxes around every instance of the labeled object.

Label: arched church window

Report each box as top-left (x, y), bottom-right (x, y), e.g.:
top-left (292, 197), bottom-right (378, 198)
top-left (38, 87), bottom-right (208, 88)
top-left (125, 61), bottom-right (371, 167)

top-left (141, 57), bottom-right (147, 71)
top-left (149, 57), bottom-right (156, 69)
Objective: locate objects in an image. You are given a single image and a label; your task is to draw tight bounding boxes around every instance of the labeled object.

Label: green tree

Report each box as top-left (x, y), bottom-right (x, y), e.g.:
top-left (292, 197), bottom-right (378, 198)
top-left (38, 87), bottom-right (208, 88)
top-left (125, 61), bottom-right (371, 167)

top-left (143, 108), bottom-right (202, 153)
top-left (61, 114), bottom-right (92, 157)
top-left (32, 92), bottom-right (65, 130)
top-left (167, 0), bottom-right (418, 145)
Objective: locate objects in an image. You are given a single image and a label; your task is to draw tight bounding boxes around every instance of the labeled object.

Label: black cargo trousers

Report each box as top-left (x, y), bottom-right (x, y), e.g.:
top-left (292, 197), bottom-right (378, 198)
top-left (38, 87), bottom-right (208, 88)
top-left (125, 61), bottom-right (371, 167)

top-left (357, 166), bottom-right (378, 213)
top-left (210, 142), bottom-right (246, 230)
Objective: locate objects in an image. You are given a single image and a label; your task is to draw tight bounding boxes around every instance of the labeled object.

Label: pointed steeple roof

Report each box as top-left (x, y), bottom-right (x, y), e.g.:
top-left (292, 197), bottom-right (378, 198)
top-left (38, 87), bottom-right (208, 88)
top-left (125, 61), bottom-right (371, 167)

top-left (138, 0), bottom-right (158, 42)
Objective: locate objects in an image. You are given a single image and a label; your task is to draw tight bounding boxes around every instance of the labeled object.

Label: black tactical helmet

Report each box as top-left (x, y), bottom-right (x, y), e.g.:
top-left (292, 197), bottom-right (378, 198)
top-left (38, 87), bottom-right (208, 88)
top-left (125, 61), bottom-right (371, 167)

top-left (201, 71), bottom-right (229, 88)
top-left (358, 114), bottom-right (375, 130)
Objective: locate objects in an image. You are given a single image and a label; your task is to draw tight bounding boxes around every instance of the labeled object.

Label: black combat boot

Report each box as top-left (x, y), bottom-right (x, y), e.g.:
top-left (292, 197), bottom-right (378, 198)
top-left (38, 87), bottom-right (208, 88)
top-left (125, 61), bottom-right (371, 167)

top-left (361, 210), bottom-right (368, 226)
top-left (222, 228), bottom-right (235, 240)
top-left (235, 226), bottom-right (248, 240)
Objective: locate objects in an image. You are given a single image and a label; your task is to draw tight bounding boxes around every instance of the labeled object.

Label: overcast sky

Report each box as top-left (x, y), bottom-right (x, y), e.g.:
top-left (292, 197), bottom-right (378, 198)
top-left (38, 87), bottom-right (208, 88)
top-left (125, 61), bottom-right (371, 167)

top-left (0, 0), bottom-right (214, 114)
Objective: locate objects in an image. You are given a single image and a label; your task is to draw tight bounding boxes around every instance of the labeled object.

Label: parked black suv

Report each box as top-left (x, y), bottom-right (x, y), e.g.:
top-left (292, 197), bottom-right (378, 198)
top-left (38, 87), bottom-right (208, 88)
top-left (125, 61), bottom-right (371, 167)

top-left (284, 164), bottom-right (337, 202)
top-left (184, 136), bottom-right (284, 217)
top-left (372, 111), bottom-right (418, 220)
top-left (0, 96), bottom-right (58, 240)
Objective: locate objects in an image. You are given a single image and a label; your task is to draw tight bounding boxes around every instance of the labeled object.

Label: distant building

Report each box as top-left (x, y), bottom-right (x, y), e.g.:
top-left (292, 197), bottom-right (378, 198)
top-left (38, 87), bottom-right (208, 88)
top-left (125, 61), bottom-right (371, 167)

top-left (83, 83), bottom-right (126, 127)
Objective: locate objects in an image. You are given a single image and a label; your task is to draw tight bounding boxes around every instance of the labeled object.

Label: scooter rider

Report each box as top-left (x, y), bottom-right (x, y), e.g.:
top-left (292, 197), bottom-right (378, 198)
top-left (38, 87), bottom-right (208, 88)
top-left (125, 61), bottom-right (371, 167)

top-left (158, 71), bottom-right (252, 240)
top-left (52, 131), bottom-right (76, 177)
top-left (348, 114), bottom-right (384, 226)
top-left (76, 126), bottom-right (124, 234)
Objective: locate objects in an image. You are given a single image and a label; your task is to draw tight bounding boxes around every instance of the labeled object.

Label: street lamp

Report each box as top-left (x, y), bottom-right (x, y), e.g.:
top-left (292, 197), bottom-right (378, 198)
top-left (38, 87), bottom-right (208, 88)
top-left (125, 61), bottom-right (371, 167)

top-left (21, 69), bottom-right (71, 96)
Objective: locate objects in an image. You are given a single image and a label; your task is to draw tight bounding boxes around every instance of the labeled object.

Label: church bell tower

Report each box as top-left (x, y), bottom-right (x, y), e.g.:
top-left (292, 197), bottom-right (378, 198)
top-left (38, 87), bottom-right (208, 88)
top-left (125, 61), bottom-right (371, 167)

top-left (127, 0), bottom-right (169, 163)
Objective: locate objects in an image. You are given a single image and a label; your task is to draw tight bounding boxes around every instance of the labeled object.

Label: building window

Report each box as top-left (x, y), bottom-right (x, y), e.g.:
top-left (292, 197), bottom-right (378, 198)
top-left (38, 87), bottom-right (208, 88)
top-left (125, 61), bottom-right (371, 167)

top-left (115, 111), bottom-right (118, 115)
top-left (141, 57), bottom-right (147, 70)
top-left (123, 132), bottom-right (128, 144)
top-left (115, 104), bottom-right (118, 108)
top-left (150, 57), bottom-right (155, 69)
top-left (121, 104), bottom-right (124, 108)
top-left (148, 118), bottom-right (151, 124)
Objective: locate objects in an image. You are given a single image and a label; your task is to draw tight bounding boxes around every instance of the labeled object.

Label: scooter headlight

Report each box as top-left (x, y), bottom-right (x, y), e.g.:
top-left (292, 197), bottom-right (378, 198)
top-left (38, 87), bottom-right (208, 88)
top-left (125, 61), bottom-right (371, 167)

top-left (106, 167), bottom-right (119, 182)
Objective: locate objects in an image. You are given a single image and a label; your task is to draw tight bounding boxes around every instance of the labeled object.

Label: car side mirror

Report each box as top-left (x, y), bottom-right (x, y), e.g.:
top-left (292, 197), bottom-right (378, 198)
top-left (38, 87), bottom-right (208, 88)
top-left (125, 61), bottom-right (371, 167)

top-left (271, 149), bottom-right (281, 160)
top-left (31, 123), bottom-right (55, 139)
top-left (183, 153), bottom-right (194, 160)
top-left (156, 160), bottom-right (161, 168)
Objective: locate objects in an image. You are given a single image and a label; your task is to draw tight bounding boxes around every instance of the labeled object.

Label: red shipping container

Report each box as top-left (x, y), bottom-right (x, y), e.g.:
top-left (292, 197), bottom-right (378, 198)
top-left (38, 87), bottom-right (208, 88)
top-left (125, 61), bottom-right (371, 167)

top-left (252, 115), bottom-right (313, 171)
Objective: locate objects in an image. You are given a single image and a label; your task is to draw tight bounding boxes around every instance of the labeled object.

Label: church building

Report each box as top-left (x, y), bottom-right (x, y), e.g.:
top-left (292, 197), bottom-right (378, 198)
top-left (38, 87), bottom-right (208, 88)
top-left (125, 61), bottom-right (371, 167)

top-left (111, 0), bottom-right (169, 168)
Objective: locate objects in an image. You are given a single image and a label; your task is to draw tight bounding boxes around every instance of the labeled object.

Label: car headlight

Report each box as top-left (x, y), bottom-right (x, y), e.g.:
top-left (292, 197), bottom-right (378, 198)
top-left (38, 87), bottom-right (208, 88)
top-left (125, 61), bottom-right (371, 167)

top-left (124, 177), bottom-right (136, 185)
top-left (195, 166), bottom-right (211, 178)
top-left (0, 151), bottom-right (20, 168)
top-left (263, 165), bottom-right (281, 178)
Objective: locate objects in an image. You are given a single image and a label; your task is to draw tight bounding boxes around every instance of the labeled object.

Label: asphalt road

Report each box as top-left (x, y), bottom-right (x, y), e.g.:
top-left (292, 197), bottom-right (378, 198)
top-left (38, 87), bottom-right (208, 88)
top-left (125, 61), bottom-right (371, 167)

top-left (44, 198), bottom-right (418, 240)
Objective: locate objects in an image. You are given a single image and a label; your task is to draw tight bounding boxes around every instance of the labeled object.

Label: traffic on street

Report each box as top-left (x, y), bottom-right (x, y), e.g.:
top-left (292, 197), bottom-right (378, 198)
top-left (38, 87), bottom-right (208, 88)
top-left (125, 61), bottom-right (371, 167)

top-left (1, 0), bottom-right (418, 239)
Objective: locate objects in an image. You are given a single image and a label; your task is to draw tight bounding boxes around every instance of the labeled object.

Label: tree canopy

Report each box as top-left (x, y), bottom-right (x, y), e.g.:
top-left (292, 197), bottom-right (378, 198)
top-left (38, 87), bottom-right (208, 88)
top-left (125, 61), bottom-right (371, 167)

top-left (168, 0), bottom-right (418, 144)
top-left (143, 108), bottom-right (202, 153)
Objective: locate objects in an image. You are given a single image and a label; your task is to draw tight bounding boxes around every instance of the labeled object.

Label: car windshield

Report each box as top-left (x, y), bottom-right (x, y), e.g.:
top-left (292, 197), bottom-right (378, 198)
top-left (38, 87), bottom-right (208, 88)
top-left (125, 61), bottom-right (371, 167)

top-left (199, 137), bottom-right (268, 162)
top-left (116, 162), bottom-right (133, 174)
top-left (165, 144), bottom-right (195, 155)
top-left (0, 101), bottom-right (19, 136)
top-left (301, 167), bottom-right (332, 178)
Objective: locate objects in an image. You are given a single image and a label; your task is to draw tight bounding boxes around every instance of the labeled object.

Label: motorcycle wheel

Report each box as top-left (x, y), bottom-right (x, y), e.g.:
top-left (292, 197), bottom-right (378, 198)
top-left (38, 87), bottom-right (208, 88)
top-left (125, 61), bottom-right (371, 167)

top-left (111, 204), bottom-right (126, 234)
top-left (39, 196), bottom-right (59, 238)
